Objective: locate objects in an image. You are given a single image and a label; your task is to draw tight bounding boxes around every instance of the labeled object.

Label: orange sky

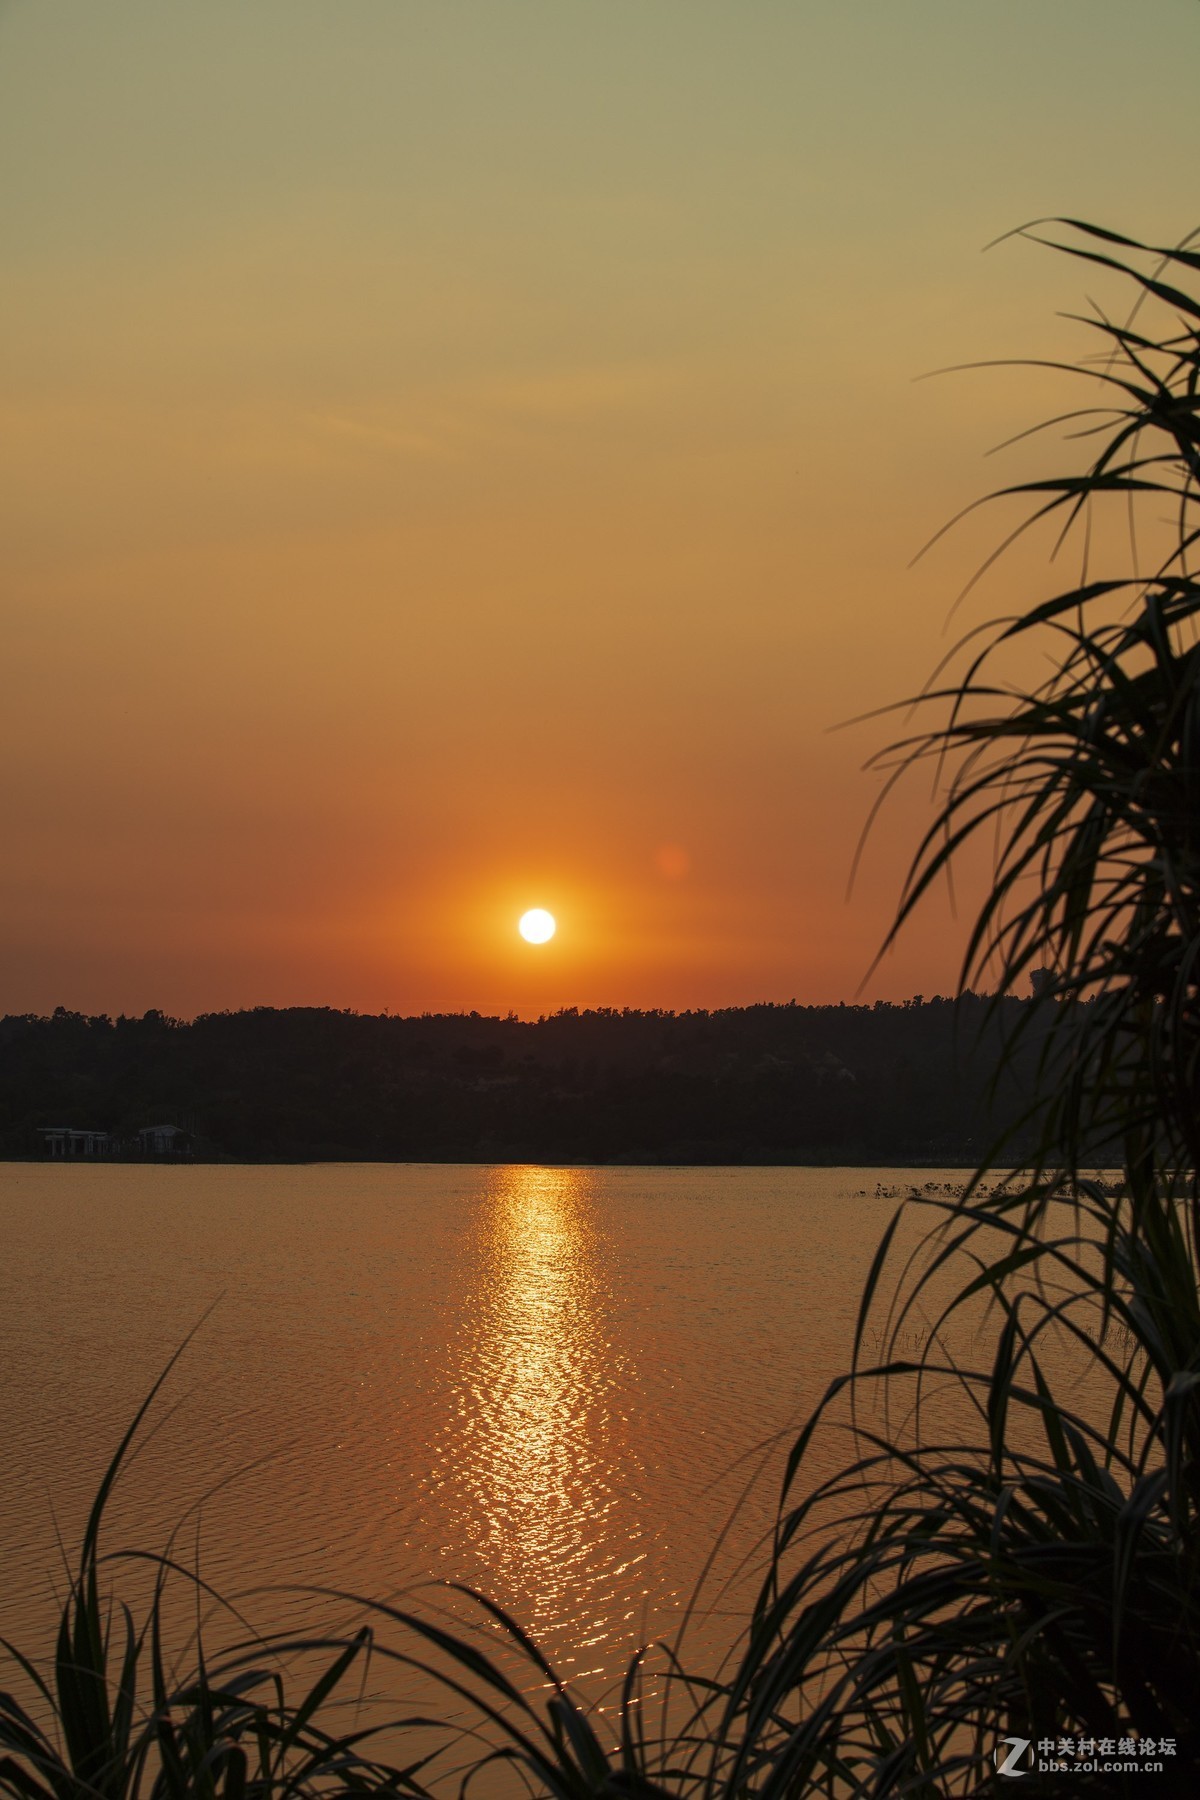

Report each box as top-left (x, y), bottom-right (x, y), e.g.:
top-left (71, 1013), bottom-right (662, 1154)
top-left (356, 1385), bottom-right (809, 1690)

top-left (2, 0), bottom-right (1197, 1018)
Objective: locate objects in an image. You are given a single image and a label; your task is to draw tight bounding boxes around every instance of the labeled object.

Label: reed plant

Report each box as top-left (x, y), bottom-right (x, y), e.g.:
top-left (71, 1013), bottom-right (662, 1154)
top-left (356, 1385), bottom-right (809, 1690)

top-left (0, 1371), bottom-right (678, 1800)
top-left (683, 220), bottom-right (1200, 1795)
top-left (6, 220), bottom-right (1200, 1798)
top-left (0, 1333), bottom-right (456, 1800)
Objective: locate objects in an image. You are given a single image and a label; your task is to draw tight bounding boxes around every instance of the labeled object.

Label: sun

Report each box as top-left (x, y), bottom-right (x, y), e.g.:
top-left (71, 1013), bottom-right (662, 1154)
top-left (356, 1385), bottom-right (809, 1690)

top-left (518, 908), bottom-right (556, 945)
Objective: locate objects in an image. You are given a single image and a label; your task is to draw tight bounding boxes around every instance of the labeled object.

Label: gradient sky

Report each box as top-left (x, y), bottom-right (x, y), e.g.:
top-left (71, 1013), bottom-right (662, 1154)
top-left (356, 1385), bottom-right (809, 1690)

top-left (3, 0), bottom-right (1198, 1018)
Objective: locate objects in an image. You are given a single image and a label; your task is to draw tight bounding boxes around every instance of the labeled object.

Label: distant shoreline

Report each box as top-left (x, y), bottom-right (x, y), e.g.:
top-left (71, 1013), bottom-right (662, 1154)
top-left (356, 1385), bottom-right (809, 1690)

top-left (0, 1154), bottom-right (984, 1170)
top-left (0, 998), bottom-right (1040, 1167)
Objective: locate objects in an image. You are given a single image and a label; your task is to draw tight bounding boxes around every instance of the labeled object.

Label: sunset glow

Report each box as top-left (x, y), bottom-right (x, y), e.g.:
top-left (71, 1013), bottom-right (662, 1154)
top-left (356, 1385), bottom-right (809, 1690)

top-left (0, 2), bottom-right (1194, 1019)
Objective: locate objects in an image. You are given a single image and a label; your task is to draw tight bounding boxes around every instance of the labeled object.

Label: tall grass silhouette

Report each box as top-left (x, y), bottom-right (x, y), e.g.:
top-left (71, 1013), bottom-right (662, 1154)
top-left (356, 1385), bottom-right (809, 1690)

top-left (5, 220), bottom-right (1200, 1797)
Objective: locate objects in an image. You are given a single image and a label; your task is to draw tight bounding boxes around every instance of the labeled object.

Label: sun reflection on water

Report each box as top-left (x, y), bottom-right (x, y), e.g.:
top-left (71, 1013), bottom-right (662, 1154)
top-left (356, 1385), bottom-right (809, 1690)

top-left (427, 1166), bottom-right (649, 1660)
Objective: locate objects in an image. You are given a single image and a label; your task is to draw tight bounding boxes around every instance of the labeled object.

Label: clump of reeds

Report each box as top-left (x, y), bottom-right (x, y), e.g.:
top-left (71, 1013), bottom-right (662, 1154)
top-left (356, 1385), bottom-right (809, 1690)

top-left (0, 1337), bottom-right (452, 1800)
top-left (686, 220), bottom-right (1200, 1795)
top-left (0, 1333), bottom-right (680, 1799)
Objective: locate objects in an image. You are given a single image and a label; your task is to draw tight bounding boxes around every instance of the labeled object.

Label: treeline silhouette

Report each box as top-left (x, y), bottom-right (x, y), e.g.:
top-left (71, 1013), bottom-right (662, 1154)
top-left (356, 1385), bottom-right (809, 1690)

top-left (0, 996), bottom-right (1047, 1164)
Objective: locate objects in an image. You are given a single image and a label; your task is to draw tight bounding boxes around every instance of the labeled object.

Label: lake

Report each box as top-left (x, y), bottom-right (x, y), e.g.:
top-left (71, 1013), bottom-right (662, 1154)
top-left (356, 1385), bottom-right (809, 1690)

top-left (0, 1162), bottom-right (961, 1708)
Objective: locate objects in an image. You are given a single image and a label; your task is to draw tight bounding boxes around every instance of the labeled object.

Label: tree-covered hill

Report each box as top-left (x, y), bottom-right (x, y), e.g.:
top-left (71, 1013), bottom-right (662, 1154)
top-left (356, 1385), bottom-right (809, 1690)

top-left (0, 995), bottom-right (1044, 1164)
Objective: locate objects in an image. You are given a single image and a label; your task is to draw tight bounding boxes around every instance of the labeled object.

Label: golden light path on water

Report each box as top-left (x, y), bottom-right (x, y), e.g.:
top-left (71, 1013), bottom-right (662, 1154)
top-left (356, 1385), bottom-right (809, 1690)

top-left (424, 1167), bottom-right (648, 1670)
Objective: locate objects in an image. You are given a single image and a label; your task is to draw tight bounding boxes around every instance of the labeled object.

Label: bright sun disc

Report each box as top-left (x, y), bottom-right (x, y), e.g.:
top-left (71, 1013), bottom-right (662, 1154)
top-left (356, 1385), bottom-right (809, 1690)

top-left (518, 908), bottom-right (556, 944)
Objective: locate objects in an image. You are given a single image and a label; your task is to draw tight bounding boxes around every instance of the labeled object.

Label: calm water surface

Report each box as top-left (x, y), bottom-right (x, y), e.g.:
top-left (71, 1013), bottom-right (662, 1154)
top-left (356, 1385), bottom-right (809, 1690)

top-left (0, 1164), bottom-right (953, 1695)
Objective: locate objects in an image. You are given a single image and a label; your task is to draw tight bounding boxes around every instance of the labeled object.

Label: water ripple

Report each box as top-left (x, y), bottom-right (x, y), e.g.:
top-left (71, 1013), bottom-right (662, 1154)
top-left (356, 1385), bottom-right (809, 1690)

top-left (0, 1161), bottom-right (920, 1692)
